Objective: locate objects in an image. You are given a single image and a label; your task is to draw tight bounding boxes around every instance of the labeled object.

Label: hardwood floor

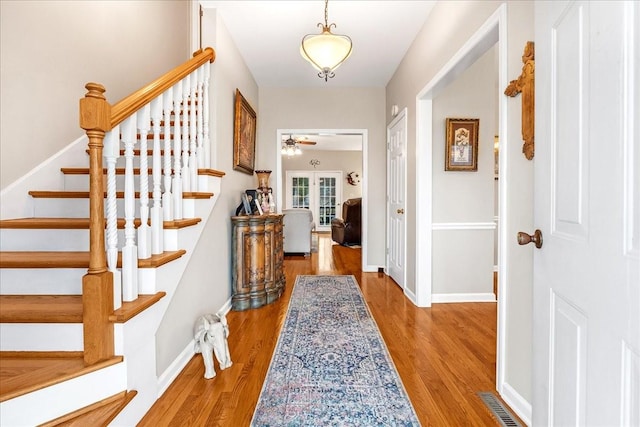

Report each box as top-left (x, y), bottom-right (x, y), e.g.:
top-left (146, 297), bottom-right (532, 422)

top-left (139, 233), bottom-right (514, 426)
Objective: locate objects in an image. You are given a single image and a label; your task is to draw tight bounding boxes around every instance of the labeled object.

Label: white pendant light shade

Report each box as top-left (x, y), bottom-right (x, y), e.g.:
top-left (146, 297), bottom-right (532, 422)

top-left (300, 0), bottom-right (352, 81)
top-left (301, 31), bottom-right (352, 75)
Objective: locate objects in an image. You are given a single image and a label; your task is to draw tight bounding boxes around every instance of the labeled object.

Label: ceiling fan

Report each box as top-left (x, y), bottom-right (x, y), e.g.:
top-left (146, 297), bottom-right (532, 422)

top-left (281, 135), bottom-right (316, 156)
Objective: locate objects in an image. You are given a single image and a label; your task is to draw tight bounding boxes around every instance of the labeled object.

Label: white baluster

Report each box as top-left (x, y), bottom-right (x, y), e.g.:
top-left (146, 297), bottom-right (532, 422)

top-left (196, 66), bottom-right (204, 170)
top-left (137, 105), bottom-right (152, 260)
top-left (203, 62), bottom-right (211, 169)
top-left (162, 88), bottom-right (174, 222)
top-left (181, 75), bottom-right (191, 193)
top-left (190, 69), bottom-right (199, 191)
top-left (121, 116), bottom-right (139, 302)
top-left (103, 126), bottom-right (122, 310)
top-left (150, 97), bottom-right (164, 255)
top-left (173, 81), bottom-right (184, 220)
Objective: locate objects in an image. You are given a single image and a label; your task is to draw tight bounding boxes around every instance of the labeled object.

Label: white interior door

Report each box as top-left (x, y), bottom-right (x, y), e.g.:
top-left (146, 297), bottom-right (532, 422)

top-left (534, 2), bottom-right (639, 425)
top-left (286, 171), bottom-right (342, 232)
top-left (387, 109), bottom-right (407, 288)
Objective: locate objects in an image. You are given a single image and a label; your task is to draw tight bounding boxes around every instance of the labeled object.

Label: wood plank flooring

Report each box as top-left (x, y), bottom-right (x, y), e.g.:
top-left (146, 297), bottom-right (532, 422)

top-left (139, 233), bottom-right (516, 426)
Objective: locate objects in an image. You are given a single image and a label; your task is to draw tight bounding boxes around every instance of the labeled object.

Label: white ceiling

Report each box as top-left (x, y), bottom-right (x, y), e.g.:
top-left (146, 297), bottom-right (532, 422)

top-left (200, 1), bottom-right (436, 88)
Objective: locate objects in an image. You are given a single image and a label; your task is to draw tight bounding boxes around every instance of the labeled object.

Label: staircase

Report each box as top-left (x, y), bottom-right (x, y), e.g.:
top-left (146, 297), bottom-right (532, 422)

top-left (0, 48), bottom-right (223, 425)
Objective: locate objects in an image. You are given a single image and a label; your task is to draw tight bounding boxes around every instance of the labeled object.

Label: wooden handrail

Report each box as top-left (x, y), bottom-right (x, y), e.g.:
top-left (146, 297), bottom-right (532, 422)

top-left (78, 47), bottom-right (216, 364)
top-left (110, 47), bottom-right (215, 128)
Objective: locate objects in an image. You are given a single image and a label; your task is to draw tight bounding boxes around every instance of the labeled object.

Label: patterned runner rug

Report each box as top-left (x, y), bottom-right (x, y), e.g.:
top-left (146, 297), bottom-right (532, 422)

top-left (251, 275), bottom-right (420, 426)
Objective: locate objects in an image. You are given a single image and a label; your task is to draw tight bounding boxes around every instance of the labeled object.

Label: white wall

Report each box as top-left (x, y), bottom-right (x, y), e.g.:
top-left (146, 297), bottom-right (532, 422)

top-left (155, 8), bottom-right (259, 375)
top-left (0, 0), bottom-right (190, 190)
top-left (431, 45), bottom-right (497, 296)
top-left (386, 0), bottom-right (534, 410)
top-left (258, 88), bottom-right (386, 268)
top-left (281, 150), bottom-right (363, 203)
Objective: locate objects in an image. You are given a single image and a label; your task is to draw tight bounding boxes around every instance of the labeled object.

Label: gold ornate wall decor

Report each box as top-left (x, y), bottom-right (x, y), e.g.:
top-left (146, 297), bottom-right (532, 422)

top-left (505, 41), bottom-right (535, 160)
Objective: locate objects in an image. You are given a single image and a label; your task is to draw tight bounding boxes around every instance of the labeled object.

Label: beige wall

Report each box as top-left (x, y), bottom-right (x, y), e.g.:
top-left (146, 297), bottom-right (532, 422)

top-left (282, 150), bottom-right (363, 203)
top-left (386, 0), bottom-right (534, 408)
top-left (155, 8), bottom-right (259, 375)
top-left (431, 45), bottom-right (497, 295)
top-left (258, 88), bottom-right (386, 268)
top-left (0, 0), bottom-right (190, 189)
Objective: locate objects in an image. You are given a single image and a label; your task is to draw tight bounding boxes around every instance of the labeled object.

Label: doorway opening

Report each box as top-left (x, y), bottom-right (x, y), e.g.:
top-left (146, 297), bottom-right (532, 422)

top-left (275, 129), bottom-right (369, 272)
top-left (414, 3), bottom-right (509, 397)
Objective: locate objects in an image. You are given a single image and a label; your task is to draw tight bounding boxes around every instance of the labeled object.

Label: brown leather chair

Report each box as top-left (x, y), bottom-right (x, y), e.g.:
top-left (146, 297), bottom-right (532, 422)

top-left (331, 198), bottom-right (361, 245)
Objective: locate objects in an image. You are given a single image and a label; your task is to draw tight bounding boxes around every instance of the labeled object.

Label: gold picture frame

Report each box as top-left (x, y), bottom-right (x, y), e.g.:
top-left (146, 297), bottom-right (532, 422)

top-left (233, 89), bottom-right (257, 175)
top-left (445, 118), bottom-right (479, 171)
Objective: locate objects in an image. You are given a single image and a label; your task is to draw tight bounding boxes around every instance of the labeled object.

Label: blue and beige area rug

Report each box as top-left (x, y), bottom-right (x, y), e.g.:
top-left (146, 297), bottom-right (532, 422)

top-left (251, 275), bottom-right (420, 426)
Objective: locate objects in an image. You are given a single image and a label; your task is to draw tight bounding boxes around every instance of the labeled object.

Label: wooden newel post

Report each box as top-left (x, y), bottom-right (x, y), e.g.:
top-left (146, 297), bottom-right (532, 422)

top-left (80, 82), bottom-right (115, 364)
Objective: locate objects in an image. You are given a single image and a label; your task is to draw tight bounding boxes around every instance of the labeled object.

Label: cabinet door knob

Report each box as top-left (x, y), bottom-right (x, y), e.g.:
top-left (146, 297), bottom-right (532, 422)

top-left (396, 208), bottom-right (404, 214)
top-left (517, 229), bottom-right (543, 249)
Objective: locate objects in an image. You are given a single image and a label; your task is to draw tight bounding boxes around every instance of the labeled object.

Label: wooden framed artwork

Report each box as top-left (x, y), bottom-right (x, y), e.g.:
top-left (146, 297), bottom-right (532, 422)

top-left (233, 89), bottom-right (257, 174)
top-left (445, 118), bottom-right (479, 171)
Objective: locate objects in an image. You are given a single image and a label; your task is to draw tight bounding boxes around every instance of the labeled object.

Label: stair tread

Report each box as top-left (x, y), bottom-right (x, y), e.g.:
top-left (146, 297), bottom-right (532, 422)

top-left (0, 292), bottom-right (166, 324)
top-left (110, 292), bottom-right (166, 323)
top-left (0, 352), bottom-right (123, 402)
top-left (28, 190), bottom-right (214, 199)
top-left (61, 167), bottom-right (225, 177)
top-left (0, 295), bottom-right (83, 323)
top-left (0, 217), bottom-right (201, 229)
top-left (41, 390), bottom-right (137, 427)
top-left (0, 250), bottom-right (187, 269)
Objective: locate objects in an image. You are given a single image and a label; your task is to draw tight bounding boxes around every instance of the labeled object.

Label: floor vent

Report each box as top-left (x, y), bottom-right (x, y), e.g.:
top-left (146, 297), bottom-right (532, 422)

top-left (477, 392), bottom-right (522, 427)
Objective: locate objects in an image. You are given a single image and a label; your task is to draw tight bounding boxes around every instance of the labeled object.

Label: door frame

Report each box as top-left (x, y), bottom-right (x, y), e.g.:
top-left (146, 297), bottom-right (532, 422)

top-left (275, 129), bottom-right (370, 272)
top-left (386, 108), bottom-right (408, 291)
top-left (415, 2), bottom-right (510, 398)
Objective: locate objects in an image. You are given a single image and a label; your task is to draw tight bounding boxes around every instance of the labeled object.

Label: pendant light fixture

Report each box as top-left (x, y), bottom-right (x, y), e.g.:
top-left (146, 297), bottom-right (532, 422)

top-left (300, 0), bottom-right (353, 81)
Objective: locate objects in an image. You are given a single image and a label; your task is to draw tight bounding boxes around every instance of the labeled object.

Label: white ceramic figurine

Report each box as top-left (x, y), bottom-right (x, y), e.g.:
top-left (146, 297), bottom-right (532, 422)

top-left (193, 313), bottom-right (232, 379)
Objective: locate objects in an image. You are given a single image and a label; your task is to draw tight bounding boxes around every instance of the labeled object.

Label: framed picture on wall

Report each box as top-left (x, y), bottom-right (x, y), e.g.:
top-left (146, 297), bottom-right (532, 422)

top-left (445, 118), bottom-right (479, 171)
top-left (233, 89), bottom-right (257, 175)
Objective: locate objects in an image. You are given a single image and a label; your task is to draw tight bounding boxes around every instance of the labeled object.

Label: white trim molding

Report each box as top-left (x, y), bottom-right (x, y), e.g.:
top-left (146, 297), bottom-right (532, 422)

top-left (431, 293), bottom-right (496, 303)
top-left (501, 381), bottom-right (532, 426)
top-left (432, 222), bottom-right (497, 230)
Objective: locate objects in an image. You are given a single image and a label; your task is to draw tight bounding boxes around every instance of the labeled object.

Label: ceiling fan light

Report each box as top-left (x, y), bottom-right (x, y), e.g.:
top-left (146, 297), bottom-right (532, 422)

top-left (295, 146), bottom-right (303, 155)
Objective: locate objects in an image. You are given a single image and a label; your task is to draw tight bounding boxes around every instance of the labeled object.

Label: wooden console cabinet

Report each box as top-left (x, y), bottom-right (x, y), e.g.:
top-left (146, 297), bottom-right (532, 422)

top-left (231, 214), bottom-right (284, 311)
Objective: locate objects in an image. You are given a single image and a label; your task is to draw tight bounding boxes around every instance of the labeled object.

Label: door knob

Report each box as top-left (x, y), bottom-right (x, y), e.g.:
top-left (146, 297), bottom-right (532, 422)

top-left (517, 229), bottom-right (543, 249)
top-left (396, 208), bottom-right (404, 214)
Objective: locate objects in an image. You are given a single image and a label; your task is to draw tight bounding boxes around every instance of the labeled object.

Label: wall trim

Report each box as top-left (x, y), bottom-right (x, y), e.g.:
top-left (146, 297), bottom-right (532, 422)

top-left (501, 381), bottom-right (532, 426)
top-left (431, 293), bottom-right (496, 303)
top-left (432, 222), bottom-right (497, 230)
top-left (158, 340), bottom-right (195, 398)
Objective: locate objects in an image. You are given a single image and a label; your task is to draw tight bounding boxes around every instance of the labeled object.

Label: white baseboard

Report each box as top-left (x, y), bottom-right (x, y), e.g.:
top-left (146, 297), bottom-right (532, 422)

top-left (362, 265), bottom-right (380, 273)
top-left (431, 293), bottom-right (496, 303)
top-left (404, 287), bottom-right (417, 305)
top-left (157, 339), bottom-right (196, 398)
top-left (500, 381), bottom-right (532, 426)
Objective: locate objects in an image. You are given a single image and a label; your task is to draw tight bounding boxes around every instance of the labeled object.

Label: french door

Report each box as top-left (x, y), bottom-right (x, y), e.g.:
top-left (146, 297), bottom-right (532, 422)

top-left (285, 171), bottom-right (342, 231)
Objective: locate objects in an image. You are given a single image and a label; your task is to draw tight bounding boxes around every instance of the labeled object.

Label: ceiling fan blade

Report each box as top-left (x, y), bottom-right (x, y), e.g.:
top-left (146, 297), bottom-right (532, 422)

top-left (297, 140), bottom-right (317, 145)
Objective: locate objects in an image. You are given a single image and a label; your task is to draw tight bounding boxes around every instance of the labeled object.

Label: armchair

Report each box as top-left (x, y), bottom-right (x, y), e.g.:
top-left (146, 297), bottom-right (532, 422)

top-left (331, 198), bottom-right (361, 245)
top-left (282, 209), bottom-right (316, 254)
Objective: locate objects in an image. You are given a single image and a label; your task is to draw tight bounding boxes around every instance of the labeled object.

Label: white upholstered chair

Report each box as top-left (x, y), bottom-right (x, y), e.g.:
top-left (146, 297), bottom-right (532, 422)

top-left (282, 209), bottom-right (315, 254)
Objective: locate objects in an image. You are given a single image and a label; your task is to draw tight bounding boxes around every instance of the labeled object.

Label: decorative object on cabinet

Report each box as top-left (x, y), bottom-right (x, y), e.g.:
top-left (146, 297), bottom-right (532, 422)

top-left (445, 118), bottom-right (479, 171)
top-left (233, 88), bottom-right (257, 174)
top-left (231, 214), bottom-right (285, 311)
top-left (504, 41), bottom-right (535, 160)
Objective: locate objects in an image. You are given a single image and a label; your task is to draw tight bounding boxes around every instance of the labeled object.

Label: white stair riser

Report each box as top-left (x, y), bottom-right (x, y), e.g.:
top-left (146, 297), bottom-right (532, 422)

top-left (0, 323), bottom-right (83, 351)
top-left (0, 228), bottom-right (145, 251)
top-left (0, 268), bottom-right (84, 294)
top-left (63, 174), bottom-right (169, 192)
top-left (33, 197), bottom-right (199, 219)
top-left (62, 171), bottom-right (215, 192)
top-left (0, 361), bottom-right (126, 426)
